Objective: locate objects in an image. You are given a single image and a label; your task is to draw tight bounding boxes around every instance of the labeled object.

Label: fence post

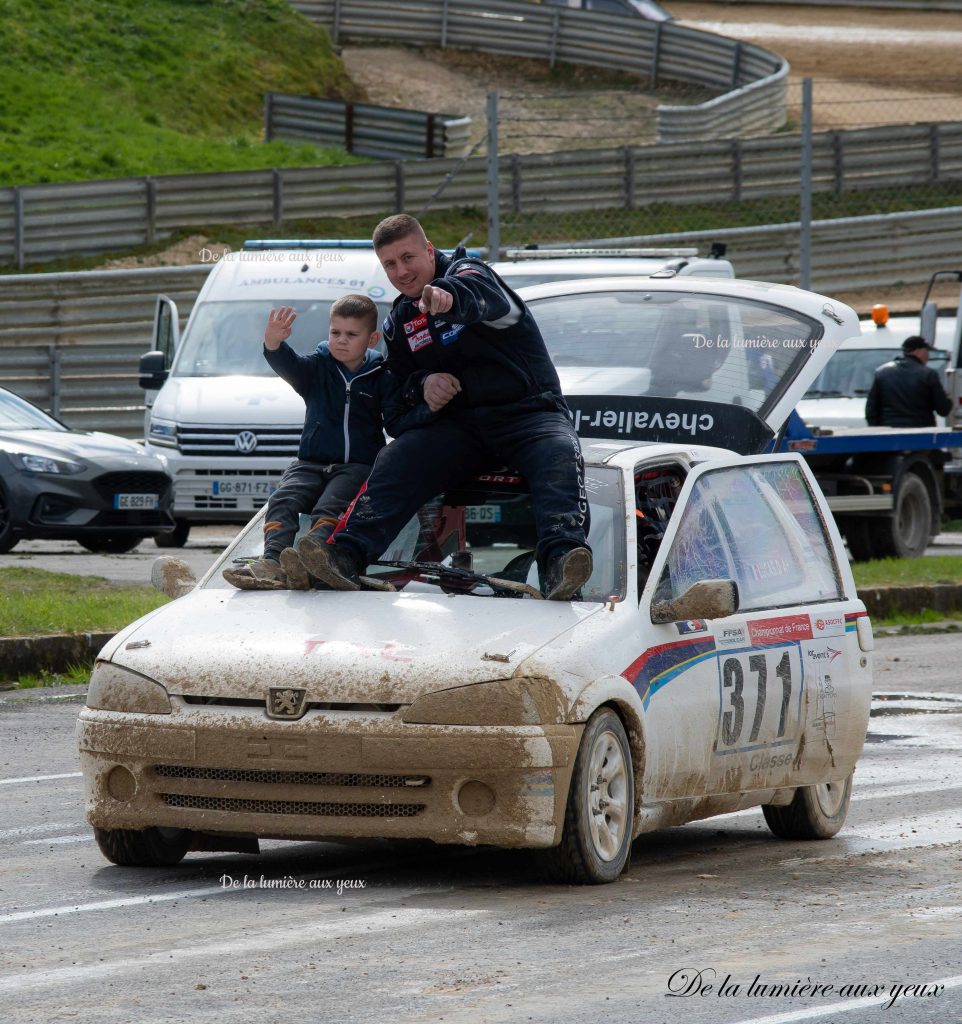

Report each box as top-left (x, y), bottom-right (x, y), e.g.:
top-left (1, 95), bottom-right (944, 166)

top-left (395, 160), bottom-right (406, 213)
top-left (549, 10), bottom-right (560, 69)
top-left (426, 113), bottom-right (437, 159)
top-left (623, 146), bottom-right (635, 210)
top-left (731, 139), bottom-right (742, 202)
top-left (650, 23), bottom-right (662, 88)
top-left (929, 123), bottom-right (941, 183)
top-left (441, 0), bottom-right (449, 46)
top-left (345, 103), bottom-right (355, 155)
top-left (800, 78), bottom-right (813, 291)
top-left (831, 131), bottom-right (844, 194)
top-left (486, 91), bottom-right (500, 258)
top-left (511, 155), bottom-right (522, 216)
top-left (272, 169), bottom-right (283, 227)
top-left (730, 42), bottom-right (743, 90)
top-left (14, 186), bottom-right (24, 271)
top-left (49, 344), bottom-right (61, 419)
top-left (333, 0), bottom-right (342, 46)
top-left (264, 93), bottom-right (274, 143)
top-left (145, 177), bottom-right (157, 245)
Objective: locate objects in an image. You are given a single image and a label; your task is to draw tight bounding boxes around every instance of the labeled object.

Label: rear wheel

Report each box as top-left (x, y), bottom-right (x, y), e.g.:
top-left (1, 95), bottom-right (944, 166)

top-left (0, 486), bottom-right (17, 553)
top-left (78, 535), bottom-right (145, 554)
top-left (762, 773), bottom-right (853, 840)
top-left (870, 472), bottom-right (932, 559)
top-left (539, 707), bottom-right (634, 884)
top-left (94, 826), bottom-right (193, 866)
top-left (154, 519), bottom-right (190, 548)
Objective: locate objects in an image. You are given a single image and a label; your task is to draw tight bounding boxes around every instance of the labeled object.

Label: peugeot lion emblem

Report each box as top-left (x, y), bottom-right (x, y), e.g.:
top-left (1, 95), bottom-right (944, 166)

top-left (267, 687), bottom-right (308, 720)
top-left (235, 430), bottom-right (258, 453)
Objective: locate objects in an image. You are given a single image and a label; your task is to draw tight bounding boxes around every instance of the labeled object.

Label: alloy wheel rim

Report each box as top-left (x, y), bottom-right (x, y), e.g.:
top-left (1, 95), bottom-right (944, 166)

top-left (587, 729), bottom-right (629, 861)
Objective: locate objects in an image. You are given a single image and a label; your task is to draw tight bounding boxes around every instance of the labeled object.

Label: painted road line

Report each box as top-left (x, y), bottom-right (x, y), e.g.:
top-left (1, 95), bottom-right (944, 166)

top-left (0, 886), bottom-right (231, 925)
top-left (720, 971), bottom-right (962, 1024)
top-left (21, 834), bottom-right (92, 846)
top-left (0, 822), bottom-right (81, 841)
top-left (0, 772), bottom-right (82, 786)
top-left (0, 907), bottom-right (481, 995)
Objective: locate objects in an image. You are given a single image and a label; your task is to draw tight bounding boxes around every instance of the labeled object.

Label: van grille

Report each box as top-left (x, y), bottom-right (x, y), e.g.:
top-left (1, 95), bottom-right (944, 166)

top-left (162, 793), bottom-right (425, 817)
top-left (174, 424), bottom-right (301, 456)
top-left (154, 765), bottom-right (430, 788)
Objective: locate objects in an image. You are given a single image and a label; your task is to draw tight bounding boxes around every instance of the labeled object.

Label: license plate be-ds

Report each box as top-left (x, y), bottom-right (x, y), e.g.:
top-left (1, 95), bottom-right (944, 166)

top-left (113, 494), bottom-right (159, 510)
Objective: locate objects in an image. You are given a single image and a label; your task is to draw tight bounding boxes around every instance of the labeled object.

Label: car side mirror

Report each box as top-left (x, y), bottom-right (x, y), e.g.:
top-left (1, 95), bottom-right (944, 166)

top-left (151, 556), bottom-right (196, 599)
top-left (650, 579), bottom-right (739, 625)
top-left (139, 350), bottom-right (169, 391)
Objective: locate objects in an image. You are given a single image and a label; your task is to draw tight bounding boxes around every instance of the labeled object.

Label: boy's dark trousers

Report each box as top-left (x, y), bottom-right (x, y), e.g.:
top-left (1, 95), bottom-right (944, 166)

top-left (263, 460), bottom-right (369, 562)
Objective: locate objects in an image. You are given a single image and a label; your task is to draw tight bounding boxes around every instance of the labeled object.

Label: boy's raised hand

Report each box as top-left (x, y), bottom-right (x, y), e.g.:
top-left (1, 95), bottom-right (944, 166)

top-left (264, 306), bottom-right (297, 350)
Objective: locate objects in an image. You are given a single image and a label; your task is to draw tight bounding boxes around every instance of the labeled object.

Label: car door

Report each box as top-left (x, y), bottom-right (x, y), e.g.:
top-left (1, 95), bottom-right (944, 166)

top-left (638, 453), bottom-right (870, 803)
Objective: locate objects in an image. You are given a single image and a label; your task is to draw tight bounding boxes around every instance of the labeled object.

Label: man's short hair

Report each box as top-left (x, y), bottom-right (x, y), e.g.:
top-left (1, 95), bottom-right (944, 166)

top-left (372, 213), bottom-right (427, 251)
top-left (330, 293), bottom-right (378, 332)
top-left (902, 335), bottom-right (932, 353)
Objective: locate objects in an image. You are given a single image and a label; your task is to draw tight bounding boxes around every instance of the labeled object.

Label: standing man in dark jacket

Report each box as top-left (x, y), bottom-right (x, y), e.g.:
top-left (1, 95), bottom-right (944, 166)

top-left (865, 335), bottom-right (952, 428)
top-left (293, 213), bottom-right (592, 600)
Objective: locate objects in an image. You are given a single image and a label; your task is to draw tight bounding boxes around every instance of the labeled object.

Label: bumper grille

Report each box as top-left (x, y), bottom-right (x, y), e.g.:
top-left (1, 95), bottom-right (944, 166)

top-left (162, 793), bottom-right (425, 817)
top-left (155, 765), bottom-right (430, 788)
top-left (176, 425), bottom-right (301, 457)
top-left (93, 471), bottom-right (171, 501)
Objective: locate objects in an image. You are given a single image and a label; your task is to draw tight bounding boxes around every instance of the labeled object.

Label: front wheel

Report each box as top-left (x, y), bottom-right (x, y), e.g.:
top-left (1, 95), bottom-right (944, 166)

top-left (870, 472), bottom-right (932, 559)
top-left (762, 773), bottom-right (853, 840)
top-left (78, 535), bottom-right (145, 554)
top-left (539, 707), bottom-right (634, 884)
top-left (94, 826), bottom-right (193, 866)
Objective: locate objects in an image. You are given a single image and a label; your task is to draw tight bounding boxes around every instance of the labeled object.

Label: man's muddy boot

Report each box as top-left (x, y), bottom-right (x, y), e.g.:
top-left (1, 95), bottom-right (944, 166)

top-left (278, 548), bottom-right (311, 591)
top-left (543, 547), bottom-right (593, 601)
top-left (295, 535), bottom-right (363, 591)
top-left (222, 558), bottom-right (287, 591)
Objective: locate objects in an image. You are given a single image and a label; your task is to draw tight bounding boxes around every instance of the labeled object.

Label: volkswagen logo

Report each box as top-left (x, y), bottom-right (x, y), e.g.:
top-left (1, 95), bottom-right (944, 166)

top-left (235, 430), bottom-right (258, 453)
top-left (266, 687), bottom-right (308, 720)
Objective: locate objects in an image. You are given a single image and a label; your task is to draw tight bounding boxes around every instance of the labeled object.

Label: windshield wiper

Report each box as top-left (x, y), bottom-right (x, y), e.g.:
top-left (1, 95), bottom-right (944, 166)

top-left (373, 560), bottom-right (544, 599)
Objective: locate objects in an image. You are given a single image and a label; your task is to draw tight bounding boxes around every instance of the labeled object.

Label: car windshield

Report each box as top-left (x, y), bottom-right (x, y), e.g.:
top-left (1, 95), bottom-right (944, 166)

top-left (210, 467), bottom-right (625, 602)
top-left (0, 389), bottom-right (64, 431)
top-left (172, 299), bottom-right (391, 377)
top-left (528, 289), bottom-right (823, 417)
top-left (804, 348), bottom-right (950, 397)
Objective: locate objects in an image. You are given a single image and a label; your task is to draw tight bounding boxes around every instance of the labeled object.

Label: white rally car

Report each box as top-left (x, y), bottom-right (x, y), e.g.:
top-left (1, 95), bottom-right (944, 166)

top-left (78, 276), bottom-right (873, 884)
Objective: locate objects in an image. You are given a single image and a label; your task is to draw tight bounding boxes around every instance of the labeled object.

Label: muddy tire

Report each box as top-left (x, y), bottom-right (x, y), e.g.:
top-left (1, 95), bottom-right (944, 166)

top-left (155, 519), bottom-right (190, 548)
top-left (94, 826), bottom-right (193, 866)
top-left (762, 773), bottom-right (853, 840)
top-left (870, 472), bottom-right (932, 559)
top-left (539, 707), bottom-right (634, 884)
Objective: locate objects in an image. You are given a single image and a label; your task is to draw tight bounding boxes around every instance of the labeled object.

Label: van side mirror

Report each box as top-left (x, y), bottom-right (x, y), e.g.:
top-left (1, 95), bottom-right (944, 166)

top-left (139, 350), bottom-right (169, 390)
top-left (650, 579), bottom-right (739, 625)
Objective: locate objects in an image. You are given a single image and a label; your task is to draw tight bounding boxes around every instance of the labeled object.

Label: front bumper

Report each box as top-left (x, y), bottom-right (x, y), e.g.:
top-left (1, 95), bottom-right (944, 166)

top-left (77, 705), bottom-right (580, 849)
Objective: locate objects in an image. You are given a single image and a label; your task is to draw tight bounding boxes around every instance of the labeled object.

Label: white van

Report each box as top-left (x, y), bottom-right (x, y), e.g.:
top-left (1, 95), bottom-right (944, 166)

top-left (138, 242), bottom-right (396, 547)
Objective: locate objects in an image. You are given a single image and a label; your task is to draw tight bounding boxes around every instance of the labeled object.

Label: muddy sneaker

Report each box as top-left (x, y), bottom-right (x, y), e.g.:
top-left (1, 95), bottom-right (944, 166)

top-left (222, 558), bottom-right (287, 591)
top-left (295, 535), bottom-right (363, 591)
top-left (278, 547), bottom-right (311, 591)
top-left (543, 547), bottom-right (593, 601)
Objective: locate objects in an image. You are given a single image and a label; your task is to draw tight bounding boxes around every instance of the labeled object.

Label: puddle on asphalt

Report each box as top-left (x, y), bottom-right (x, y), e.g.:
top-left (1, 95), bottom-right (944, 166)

top-left (870, 692), bottom-right (962, 717)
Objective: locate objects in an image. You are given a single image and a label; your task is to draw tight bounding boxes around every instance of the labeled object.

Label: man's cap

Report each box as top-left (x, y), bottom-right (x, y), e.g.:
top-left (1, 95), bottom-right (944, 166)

top-left (902, 335), bottom-right (932, 353)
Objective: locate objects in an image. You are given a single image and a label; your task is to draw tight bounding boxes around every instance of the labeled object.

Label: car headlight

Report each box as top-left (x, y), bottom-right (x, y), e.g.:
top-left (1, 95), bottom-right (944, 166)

top-left (400, 677), bottom-right (565, 727)
top-left (86, 661), bottom-right (172, 714)
top-left (11, 452), bottom-right (85, 474)
top-left (148, 419), bottom-right (177, 447)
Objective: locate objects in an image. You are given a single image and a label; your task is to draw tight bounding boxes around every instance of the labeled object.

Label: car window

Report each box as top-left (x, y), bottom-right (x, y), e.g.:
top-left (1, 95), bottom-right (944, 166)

top-left (805, 348), bottom-right (950, 397)
top-left (528, 289), bottom-right (823, 417)
top-left (653, 461), bottom-right (841, 612)
top-left (0, 389), bottom-right (65, 431)
top-left (172, 299), bottom-right (391, 377)
top-left (210, 467), bottom-right (625, 602)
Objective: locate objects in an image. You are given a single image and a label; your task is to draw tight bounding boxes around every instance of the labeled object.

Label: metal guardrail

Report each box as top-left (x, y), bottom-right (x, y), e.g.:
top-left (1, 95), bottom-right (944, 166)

top-left (2, 119), bottom-right (959, 269)
top-left (289, 0), bottom-right (788, 143)
top-left (2, 205), bottom-right (959, 436)
top-left (264, 93), bottom-right (472, 159)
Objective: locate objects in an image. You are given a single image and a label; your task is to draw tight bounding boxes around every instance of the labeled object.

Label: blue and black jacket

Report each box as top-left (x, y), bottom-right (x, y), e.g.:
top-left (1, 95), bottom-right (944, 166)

top-left (264, 343), bottom-right (431, 465)
top-left (382, 247), bottom-right (567, 413)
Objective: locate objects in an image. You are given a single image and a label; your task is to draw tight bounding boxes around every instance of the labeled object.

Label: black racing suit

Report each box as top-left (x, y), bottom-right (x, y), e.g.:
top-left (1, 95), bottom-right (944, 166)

top-left (328, 247), bottom-right (590, 572)
top-left (865, 354), bottom-right (952, 428)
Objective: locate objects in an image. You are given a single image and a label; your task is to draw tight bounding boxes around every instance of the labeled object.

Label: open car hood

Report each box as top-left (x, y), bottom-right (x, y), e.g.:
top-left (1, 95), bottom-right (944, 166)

top-left (522, 277), bottom-right (861, 455)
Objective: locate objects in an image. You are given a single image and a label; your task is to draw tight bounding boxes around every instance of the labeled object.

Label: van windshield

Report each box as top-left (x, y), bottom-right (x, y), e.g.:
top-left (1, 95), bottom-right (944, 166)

top-left (804, 348), bottom-right (949, 398)
top-left (172, 300), bottom-right (391, 377)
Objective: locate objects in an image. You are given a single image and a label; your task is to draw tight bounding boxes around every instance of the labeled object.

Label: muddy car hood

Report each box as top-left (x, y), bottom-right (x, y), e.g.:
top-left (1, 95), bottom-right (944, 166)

top-left (106, 589), bottom-right (604, 704)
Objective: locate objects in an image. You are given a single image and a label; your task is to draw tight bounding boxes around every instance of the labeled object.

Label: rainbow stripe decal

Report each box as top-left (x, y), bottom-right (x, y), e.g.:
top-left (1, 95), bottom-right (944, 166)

top-left (621, 635), bottom-right (717, 710)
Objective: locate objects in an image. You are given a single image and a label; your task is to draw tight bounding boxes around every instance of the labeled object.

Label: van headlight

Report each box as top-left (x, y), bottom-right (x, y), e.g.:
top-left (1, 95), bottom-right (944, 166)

top-left (400, 678), bottom-right (563, 727)
top-left (86, 662), bottom-right (172, 714)
top-left (148, 418), bottom-right (177, 447)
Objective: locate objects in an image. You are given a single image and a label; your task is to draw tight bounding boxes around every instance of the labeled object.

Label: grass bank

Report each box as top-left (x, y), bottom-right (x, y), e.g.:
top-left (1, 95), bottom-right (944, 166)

top-left (0, 567), bottom-right (168, 636)
top-left (851, 555), bottom-right (962, 589)
top-left (0, 0), bottom-right (360, 186)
